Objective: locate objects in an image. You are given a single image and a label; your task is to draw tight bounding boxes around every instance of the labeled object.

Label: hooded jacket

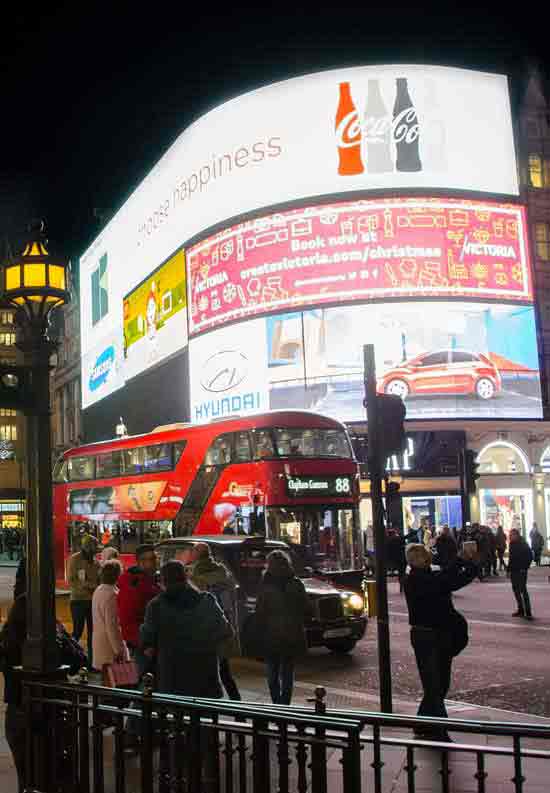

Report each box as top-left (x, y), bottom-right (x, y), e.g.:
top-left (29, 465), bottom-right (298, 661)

top-left (188, 555), bottom-right (240, 656)
top-left (254, 570), bottom-right (310, 657)
top-left (140, 584), bottom-right (232, 697)
top-left (508, 538), bottom-right (533, 572)
top-left (117, 565), bottom-right (160, 646)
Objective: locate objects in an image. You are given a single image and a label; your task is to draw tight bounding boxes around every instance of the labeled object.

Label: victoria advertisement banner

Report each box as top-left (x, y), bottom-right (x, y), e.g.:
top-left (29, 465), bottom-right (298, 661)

top-left (187, 198), bottom-right (531, 335)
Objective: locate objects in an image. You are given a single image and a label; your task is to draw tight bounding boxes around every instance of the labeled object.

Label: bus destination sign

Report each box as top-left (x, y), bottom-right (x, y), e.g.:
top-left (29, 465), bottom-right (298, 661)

top-left (286, 475), bottom-right (352, 497)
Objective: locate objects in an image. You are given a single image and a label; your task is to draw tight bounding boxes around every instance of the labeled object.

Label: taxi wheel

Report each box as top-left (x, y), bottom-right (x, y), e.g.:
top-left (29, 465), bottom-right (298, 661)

top-left (325, 639), bottom-right (356, 654)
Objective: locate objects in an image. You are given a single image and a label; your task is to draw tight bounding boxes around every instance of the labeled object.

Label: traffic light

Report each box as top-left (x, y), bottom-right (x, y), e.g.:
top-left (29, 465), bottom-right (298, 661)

top-left (0, 364), bottom-right (34, 411)
top-left (376, 393), bottom-right (407, 459)
top-left (464, 449), bottom-right (480, 493)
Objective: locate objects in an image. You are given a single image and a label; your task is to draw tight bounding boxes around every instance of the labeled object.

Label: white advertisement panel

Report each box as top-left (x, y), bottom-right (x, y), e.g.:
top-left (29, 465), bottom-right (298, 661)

top-left (189, 319), bottom-right (270, 422)
top-left (81, 331), bottom-right (125, 410)
top-left (80, 64), bottom-right (517, 405)
top-left (188, 302), bottom-right (542, 422)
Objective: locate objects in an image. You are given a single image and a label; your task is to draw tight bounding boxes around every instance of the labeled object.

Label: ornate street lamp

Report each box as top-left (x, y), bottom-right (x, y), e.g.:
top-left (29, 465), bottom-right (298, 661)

top-left (1, 220), bottom-right (70, 673)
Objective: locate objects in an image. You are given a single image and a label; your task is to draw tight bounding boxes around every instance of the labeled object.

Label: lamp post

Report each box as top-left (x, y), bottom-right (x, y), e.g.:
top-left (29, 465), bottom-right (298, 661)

top-left (1, 221), bottom-right (70, 673)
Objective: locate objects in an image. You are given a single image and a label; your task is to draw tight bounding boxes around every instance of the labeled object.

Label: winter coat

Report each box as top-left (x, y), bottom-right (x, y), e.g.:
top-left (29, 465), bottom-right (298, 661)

top-left (68, 551), bottom-right (100, 601)
top-left (254, 571), bottom-right (310, 658)
top-left (495, 529), bottom-right (507, 553)
top-left (508, 538), bottom-right (533, 572)
top-left (0, 594), bottom-right (26, 705)
top-left (140, 584), bottom-right (232, 697)
top-left (92, 584), bottom-right (128, 668)
top-left (117, 566), bottom-right (160, 647)
top-left (530, 530), bottom-right (544, 553)
top-left (404, 560), bottom-right (478, 631)
top-left (187, 556), bottom-right (240, 657)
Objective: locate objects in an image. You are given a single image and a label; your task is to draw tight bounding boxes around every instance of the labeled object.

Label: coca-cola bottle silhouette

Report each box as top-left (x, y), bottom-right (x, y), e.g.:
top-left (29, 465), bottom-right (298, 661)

top-left (364, 79), bottom-right (392, 173)
top-left (422, 78), bottom-right (447, 172)
top-left (335, 82), bottom-right (364, 176)
top-left (393, 77), bottom-right (422, 172)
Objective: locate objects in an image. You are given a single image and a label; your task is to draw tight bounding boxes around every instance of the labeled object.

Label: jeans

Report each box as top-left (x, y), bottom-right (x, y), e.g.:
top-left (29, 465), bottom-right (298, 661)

top-left (219, 657), bottom-right (241, 701)
top-left (410, 627), bottom-right (453, 727)
top-left (5, 705), bottom-right (25, 793)
top-left (266, 655), bottom-right (294, 705)
top-left (70, 600), bottom-right (93, 665)
top-left (511, 570), bottom-right (532, 616)
top-left (497, 550), bottom-right (506, 571)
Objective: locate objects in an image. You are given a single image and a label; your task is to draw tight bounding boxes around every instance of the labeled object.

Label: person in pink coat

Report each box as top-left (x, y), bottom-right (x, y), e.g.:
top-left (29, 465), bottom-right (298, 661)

top-left (92, 560), bottom-right (128, 674)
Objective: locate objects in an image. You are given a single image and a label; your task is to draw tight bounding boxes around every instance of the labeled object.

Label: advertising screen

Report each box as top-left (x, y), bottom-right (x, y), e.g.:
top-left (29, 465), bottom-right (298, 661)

top-left (188, 198), bottom-right (531, 335)
top-left (189, 300), bottom-right (542, 423)
top-left (123, 250), bottom-right (187, 382)
top-left (80, 65), bottom-right (517, 410)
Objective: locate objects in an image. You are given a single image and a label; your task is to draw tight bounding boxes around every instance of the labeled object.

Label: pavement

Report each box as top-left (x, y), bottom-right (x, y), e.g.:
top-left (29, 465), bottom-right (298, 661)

top-left (1, 565), bottom-right (549, 790)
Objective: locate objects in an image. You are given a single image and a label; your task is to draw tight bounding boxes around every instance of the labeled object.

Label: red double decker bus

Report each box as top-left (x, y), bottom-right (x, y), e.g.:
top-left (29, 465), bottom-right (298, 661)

top-left (53, 411), bottom-right (364, 586)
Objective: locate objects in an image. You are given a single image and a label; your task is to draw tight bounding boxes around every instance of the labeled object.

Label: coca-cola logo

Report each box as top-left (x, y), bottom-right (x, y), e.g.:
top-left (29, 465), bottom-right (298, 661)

top-left (335, 107), bottom-right (419, 147)
top-left (335, 111), bottom-right (362, 148)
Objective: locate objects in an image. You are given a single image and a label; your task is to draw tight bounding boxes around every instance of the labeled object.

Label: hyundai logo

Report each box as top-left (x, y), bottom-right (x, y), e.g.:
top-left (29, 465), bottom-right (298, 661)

top-left (201, 349), bottom-right (248, 393)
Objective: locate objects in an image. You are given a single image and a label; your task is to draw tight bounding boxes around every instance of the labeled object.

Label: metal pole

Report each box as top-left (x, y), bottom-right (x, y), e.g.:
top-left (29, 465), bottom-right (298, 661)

top-left (363, 344), bottom-right (393, 713)
top-left (22, 342), bottom-right (58, 672)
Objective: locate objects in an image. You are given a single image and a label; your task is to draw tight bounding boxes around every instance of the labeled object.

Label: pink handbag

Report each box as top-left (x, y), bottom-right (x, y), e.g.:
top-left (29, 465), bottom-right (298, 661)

top-left (103, 659), bottom-right (139, 688)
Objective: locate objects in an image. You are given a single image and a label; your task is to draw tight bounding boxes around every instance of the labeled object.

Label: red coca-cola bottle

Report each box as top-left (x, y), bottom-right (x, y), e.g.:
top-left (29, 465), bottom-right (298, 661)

top-left (335, 82), bottom-right (364, 176)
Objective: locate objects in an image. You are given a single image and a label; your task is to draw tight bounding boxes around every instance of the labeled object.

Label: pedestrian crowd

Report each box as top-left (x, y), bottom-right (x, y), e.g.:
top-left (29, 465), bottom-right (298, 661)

top-left (0, 527), bottom-right (24, 561)
top-left (0, 523), bottom-right (546, 787)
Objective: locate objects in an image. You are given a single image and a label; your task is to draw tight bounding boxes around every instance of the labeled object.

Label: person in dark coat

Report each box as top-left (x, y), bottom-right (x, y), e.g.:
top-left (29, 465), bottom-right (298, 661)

top-left (433, 525), bottom-right (457, 569)
top-left (473, 524), bottom-right (489, 581)
top-left (140, 560), bottom-right (232, 697)
top-left (254, 550), bottom-right (311, 705)
top-left (386, 529), bottom-right (407, 591)
top-left (529, 526), bottom-right (544, 567)
top-left (495, 526), bottom-right (507, 572)
top-left (0, 594), bottom-right (26, 792)
top-left (404, 544), bottom-right (478, 741)
top-left (508, 529), bottom-right (534, 620)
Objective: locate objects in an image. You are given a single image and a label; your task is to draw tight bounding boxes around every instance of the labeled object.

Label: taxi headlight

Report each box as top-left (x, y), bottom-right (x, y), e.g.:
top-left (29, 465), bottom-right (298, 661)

top-left (348, 593), bottom-right (364, 611)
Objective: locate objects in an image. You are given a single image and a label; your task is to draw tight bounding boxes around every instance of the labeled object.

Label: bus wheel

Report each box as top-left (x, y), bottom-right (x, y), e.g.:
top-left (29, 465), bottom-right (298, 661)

top-left (325, 639), bottom-right (356, 654)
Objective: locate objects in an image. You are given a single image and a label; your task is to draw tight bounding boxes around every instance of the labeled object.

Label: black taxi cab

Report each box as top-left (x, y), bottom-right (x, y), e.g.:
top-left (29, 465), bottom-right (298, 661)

top-left (155, 536), bottom-right (367, 654)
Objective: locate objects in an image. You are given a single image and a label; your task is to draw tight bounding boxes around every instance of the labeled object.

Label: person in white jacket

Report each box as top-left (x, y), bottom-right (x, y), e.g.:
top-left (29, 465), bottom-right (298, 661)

top-left (92, 560), bottom-right (128, 674)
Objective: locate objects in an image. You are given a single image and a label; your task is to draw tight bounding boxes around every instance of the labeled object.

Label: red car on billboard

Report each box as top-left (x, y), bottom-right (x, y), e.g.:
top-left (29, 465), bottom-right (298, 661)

top-left (376, 349), bottom-right (502, 400)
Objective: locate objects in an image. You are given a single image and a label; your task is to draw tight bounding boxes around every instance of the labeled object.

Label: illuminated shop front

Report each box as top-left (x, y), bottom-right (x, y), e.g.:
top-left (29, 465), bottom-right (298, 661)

top-left (357, 430), bottom-right (464, 549)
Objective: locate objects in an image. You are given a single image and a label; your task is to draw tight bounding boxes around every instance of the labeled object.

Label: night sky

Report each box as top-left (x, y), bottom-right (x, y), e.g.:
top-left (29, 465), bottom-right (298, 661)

top-left (1, 3), bottom-right (548, 260)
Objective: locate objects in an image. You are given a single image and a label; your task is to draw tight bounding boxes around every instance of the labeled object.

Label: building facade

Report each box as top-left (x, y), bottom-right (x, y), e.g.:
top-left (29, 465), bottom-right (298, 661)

top-left (51, 274), bottom-right (82, 461)
top-left (0, 304), bottom-right (26, 532)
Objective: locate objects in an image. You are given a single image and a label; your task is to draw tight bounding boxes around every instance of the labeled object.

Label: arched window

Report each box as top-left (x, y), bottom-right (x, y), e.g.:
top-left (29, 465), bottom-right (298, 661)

top-left (540, 446), bottom-right (550, 473)
top-left (477, 441), bottom-right (530, 475)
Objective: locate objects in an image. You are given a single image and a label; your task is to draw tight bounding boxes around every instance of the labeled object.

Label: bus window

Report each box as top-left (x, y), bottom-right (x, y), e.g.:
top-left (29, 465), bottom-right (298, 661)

top-left (252, 430), bottom-right (275, 460)
top-left (205, 434), bottom-right (233, 466)
top-left (68, 456), bottom-right (95, 481)
top-left (173, 441), bottom-right (186, 466)
top-left (144, 443), bottom-right (172, 472)
top-left (273, 428), bottom-right (352, 458)
top-left (96, 451), bottom-right (122, 478)
top-left (234, 431), bottom-right (252, 462)
top-left (53, 458), bottom-right (68, 483)
top-left (119, 522), bottom-right (141, 554)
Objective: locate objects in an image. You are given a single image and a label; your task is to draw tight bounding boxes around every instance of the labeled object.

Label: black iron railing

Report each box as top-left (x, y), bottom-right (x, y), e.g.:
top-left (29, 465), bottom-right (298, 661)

top-left (22, 673), bottom-right (550, 793)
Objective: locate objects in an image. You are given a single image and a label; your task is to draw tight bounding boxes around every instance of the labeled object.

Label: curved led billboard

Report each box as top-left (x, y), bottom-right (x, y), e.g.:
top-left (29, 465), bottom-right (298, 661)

top-left (187, 198), bottom-right (531, 335)
top-left (80, 65), bottom-right (518, 411)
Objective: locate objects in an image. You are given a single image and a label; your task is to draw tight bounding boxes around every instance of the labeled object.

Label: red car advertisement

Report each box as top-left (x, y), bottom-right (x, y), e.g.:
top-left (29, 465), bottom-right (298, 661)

top-left (187, 198), bottom-right (531, 336)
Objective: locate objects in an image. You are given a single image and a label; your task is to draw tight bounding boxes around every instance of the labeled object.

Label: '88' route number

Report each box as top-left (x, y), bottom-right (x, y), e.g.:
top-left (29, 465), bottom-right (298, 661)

top-left (335, 477), bottom-right (351, 493)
